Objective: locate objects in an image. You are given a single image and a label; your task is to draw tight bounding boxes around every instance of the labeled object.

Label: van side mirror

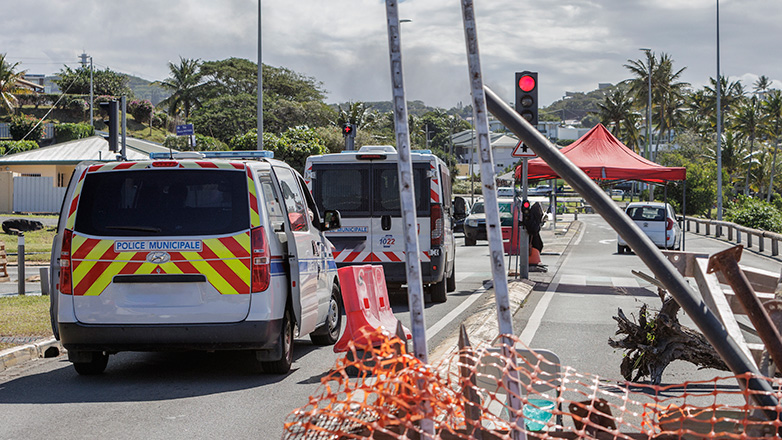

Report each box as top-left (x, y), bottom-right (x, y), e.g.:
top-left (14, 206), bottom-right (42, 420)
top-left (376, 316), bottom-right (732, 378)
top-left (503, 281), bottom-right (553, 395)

top-left (323, 210), bottom-right (342, 230)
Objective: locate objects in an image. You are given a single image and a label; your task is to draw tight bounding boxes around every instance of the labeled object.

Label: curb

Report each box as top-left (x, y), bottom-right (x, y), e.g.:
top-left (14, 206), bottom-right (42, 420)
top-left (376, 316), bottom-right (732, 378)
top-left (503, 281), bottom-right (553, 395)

top-left (0, 337), bottom-right (62, 372)
top-left (430, 279), bottom-right (534, 363)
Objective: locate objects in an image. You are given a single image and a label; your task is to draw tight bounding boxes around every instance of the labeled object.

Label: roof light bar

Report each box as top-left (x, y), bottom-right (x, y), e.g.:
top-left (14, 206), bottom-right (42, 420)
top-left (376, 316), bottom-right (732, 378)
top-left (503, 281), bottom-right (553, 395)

top-left (149, 150), bottom-right (274, 160)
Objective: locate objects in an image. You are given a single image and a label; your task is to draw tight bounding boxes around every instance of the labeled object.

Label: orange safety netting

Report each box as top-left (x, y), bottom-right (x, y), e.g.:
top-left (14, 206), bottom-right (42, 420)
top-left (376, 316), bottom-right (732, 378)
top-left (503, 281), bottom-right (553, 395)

top-left (283, 328), bottom-right (782, 439)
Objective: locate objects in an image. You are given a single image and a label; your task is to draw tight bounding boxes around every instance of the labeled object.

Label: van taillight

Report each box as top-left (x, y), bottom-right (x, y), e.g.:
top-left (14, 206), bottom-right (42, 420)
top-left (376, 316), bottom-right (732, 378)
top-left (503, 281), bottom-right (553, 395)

top-left (431, 204), bottom-right (443, 247)
top-left (666, 218), bottom-right (674, 231)
top-left (59, 229), bottom-right (73, 295)
top-left (251, 226), bottom-right (270, 292)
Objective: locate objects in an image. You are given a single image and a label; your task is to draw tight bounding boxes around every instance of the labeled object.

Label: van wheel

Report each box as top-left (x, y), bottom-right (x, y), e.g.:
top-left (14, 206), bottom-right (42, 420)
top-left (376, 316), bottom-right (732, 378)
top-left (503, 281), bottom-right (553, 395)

top-left (465, 235), bottom-right (476, 246)
top-left (311, 285), bottom-right (343, 346)
top-left (429, 279), bottom-right (447, 303)
top-left (263, 308), bottom-right (294, 374)
top-left (446, 266), bottom-right (456, 292)
top-left (73, 351), bottom-right (109, 375)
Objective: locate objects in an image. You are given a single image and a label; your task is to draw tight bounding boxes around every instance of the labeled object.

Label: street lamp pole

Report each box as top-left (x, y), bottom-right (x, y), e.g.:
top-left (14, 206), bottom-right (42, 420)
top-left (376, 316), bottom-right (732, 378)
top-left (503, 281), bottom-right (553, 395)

top-left (257, 0), bottom-right (263, 150)
top-left (716, 0), bottom-right (723, 220)
top-left (640, 48), bottom-right (653, 201)
top-left (89, 56), bottom-right (94, 128)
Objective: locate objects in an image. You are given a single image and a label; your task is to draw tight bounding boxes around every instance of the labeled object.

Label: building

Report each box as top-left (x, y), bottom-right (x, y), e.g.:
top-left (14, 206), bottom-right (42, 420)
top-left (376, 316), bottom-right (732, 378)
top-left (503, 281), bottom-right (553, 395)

top-left (0, 136), bottom-right (174, 213)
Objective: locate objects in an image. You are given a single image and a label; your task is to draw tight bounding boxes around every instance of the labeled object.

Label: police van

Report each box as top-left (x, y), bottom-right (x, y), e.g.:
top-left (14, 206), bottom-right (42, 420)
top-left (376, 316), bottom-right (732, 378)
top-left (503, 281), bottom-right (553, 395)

top-left (305, 145), bottom-right (455, 303)
top-left (50, 150), bottom-right (343, 375)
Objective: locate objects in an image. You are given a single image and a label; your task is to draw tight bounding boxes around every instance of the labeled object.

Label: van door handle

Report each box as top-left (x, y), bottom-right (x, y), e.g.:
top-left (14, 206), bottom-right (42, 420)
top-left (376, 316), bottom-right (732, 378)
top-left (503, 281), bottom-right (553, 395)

top-left (381, 215), bottom-right (392, 231)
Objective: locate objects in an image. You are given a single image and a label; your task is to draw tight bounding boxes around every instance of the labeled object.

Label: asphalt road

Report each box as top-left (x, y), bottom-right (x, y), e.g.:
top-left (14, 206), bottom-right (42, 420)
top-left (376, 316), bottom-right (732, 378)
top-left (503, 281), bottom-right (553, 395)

top-left (2, 215), bottom-right (780, 438)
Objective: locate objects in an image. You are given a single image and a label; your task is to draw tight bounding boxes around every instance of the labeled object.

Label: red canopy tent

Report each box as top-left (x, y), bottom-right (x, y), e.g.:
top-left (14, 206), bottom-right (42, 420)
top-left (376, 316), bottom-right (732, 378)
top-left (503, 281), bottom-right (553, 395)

top-left (515, 123), bottom-right (686, 183)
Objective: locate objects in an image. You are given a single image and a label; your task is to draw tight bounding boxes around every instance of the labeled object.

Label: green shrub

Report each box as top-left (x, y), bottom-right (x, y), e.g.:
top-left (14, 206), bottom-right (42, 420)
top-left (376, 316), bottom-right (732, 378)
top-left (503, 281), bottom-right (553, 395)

top-left (9, 114), bottom-right (43, 141)
top-left (162, 134), bottom-right (227, 152)
top-left (0, 140), bottom-right (38, 155)
top-left (725, 195), bottom-right (782, 233)
top-left (55, 122), bottom-right (95, 143)
top-left (128, 100), bottom-right (154, 124)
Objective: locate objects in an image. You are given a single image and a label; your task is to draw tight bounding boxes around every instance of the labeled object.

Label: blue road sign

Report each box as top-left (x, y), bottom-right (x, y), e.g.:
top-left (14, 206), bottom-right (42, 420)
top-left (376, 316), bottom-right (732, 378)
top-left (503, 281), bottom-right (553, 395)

top-left (176, 124), bottom-right (194, 136)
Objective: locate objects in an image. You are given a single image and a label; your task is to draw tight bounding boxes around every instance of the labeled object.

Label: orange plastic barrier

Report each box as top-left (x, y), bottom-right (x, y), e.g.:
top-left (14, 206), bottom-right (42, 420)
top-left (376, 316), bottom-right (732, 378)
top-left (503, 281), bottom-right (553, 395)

top-left (501, 226), bottom-right (520, 255)
top-left (334, 265), bottom-right (412, 353)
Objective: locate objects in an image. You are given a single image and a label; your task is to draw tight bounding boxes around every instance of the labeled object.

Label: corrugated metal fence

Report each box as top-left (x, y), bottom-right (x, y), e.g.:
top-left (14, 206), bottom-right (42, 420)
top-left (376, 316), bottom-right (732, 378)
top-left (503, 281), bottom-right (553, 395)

top-left (13, 176), bottom-right (66, 213)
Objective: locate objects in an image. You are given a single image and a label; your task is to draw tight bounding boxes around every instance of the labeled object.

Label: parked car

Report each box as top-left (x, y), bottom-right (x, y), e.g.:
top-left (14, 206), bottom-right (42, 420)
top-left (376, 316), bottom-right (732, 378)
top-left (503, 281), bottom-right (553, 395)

top-left (497, 187), bottom-right (516, 198)
top-left (50, 150), bottom-right (344, 375)
top-left (453, 196), bottom-right (471, 232)
top-left (530, 184), bottom-right (552, 196)
top-left (463, 198), bottom-right (515, 246)
top-left (617, 201), bottom-right (681, 253)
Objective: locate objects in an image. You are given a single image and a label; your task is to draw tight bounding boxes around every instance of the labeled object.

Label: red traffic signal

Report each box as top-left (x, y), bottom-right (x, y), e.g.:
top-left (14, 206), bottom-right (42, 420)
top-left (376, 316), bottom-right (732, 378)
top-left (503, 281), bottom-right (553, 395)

top-left (518, 75), bottom-right (536, 92)
top-left (515, 71), bottom-right (539, 125)
top-left (341, 123), bottom-right (355, 137)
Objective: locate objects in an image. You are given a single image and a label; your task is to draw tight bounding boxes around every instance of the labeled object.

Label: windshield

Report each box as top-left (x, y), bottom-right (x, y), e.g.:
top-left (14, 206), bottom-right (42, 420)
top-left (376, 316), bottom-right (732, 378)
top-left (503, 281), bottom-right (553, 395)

top-left (471, 202), bottom-right (512, 216)
top-left (74, 169), bottom-right (250, 236)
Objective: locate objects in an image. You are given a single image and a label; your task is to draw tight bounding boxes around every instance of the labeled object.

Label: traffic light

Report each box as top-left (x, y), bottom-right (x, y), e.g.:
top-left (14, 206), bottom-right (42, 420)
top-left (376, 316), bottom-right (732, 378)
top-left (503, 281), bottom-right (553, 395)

top-left (99, 100), bottom-right (119, 152)
top-left (515, 71), bottom-right (538, 125)
top-left (521, 199), bottom-right (531, 220)
top-left (341, 123), bottom-right (355, 137)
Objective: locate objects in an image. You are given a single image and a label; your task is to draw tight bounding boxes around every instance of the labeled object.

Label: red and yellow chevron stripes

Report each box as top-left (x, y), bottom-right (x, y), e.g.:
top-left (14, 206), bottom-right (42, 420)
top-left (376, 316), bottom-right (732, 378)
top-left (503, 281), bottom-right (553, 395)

top-left (69, 231), bottom-right (252, 296)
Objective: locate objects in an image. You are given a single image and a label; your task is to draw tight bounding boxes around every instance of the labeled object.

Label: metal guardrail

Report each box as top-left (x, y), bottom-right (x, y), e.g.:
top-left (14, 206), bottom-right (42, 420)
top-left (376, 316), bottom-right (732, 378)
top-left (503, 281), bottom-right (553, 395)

top-left (686, 217), bottom-right (782, 257)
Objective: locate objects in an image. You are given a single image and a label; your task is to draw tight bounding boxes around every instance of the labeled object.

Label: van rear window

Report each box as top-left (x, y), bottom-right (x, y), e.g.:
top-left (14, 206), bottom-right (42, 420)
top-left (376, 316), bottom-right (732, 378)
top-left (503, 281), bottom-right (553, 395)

top-left (312, 163), bottom-right (429, 218)
top-left (74, 169), bottom-right (250, 236)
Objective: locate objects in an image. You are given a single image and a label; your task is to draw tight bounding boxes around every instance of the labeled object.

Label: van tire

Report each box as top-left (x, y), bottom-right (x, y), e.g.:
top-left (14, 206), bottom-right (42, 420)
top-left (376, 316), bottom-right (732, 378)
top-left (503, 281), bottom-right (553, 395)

top-left (311, 284), bottom-right (343, 346)
top-left (465, 236), bottom-right (476, 246)
top-left (73, 351), bottom-right (109, 375)
top-left (446, 265), bottom-right (456, 292)
top-left (262, 308), bottom-right (294, 374)
top-left (429, 279), bottom-right (447, 303)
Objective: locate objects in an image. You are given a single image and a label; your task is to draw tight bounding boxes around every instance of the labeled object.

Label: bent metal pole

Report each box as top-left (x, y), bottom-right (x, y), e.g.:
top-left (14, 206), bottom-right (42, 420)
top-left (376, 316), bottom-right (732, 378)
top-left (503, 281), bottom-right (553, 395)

top-left (460, 1), bottom-right (525, 437)
top-left (483, 85), bottom-right (780, 415)
top-left (385, 1), bottom-right (433, 437)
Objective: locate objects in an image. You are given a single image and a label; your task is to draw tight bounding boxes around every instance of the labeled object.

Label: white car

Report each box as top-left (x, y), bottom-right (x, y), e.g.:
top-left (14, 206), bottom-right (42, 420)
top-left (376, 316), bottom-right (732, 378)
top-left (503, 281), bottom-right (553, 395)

top-left (617, 202), bottom-right (681, 253)
top-left (51, 151), bottom-right (343, 375)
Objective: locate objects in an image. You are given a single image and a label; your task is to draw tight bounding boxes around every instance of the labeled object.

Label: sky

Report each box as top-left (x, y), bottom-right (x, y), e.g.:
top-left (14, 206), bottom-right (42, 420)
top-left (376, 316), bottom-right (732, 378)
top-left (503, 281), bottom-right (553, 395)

top-left (3, 0), bottom-right (781, 109)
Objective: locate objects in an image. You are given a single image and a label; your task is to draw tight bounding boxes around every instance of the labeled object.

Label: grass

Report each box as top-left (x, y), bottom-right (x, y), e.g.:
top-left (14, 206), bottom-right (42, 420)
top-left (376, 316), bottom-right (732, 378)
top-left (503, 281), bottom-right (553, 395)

top-left (0, 295), bottom-right (52, 351)
top-left (0, 226), bottom-right (58, 263)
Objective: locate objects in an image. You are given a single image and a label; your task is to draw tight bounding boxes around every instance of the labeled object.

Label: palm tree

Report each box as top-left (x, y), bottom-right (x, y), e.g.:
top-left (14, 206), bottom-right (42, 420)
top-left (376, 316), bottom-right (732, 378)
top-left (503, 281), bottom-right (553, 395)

top-left (732, 96), bottom-right (763, 195)
top-left (762, 90), bottom-right (782, 200)
top-left (0, 53), bottom-right (26, 115)
top-left (335, 101), bottom-right (376, 130)
top-left (157, 57), bottom-right (202, 119)
top-left (624, 52), bottom-right (688, 160)
top-left (754, 75), bottom-right (772, 98)
top-left (704, 76), bottom-right (745, 128)
top-left (596, 88), bottom-right (640, 151)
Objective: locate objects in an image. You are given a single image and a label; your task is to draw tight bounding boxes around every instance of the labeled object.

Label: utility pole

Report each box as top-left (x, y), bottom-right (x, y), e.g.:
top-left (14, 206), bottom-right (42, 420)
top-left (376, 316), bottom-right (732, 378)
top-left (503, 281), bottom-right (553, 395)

top-left (80, 52), bottom-right (94, 127)
top-left (716, 0), bottom-right (723, 220)
top-left (257, 0), bottom-right (264, 150)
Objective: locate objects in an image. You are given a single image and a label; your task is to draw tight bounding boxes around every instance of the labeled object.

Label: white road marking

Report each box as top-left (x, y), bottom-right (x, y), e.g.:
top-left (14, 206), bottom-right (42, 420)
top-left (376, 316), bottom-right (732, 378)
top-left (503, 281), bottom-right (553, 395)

top-left (519, 224), bottom-right (586, 346)
top-left (426, 282), bottom-right (489, 342)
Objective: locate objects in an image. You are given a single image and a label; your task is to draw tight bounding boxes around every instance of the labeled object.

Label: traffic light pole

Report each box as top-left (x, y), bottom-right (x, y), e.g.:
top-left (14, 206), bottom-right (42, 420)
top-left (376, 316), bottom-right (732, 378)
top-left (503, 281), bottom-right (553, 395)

top-left (520, 158), bottom-right (529, 279)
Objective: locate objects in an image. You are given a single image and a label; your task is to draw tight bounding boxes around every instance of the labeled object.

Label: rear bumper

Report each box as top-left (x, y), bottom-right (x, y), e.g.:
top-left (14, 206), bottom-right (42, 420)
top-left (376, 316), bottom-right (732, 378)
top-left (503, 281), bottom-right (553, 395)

top-left (58, 319), bottom-right (282, 352)
top-left (336, 249), bottom-right (446, 286)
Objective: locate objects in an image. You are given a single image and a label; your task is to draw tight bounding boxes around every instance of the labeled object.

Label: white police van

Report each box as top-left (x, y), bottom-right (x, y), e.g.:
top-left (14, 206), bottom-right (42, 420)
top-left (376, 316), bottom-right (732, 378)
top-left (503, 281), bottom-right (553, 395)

top-left (305, 145), bottom-right (455, 303)
top-left (50, 150), bottom-right (343, 375)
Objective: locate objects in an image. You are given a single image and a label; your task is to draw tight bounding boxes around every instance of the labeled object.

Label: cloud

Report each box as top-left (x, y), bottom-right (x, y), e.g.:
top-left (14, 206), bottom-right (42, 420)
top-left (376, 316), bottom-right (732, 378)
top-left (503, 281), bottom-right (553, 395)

top-left (3, 0), bottom-right (781, 109)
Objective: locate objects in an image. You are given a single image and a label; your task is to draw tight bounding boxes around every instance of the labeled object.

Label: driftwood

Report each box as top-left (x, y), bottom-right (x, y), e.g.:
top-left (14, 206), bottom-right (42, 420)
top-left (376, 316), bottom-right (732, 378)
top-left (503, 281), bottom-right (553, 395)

top-left (609, 294), bottom-right (728, 384)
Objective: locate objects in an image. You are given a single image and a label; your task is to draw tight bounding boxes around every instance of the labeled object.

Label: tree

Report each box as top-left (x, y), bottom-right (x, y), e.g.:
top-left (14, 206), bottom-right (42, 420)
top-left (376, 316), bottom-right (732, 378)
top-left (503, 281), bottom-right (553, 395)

top-left (189, 93), bottom-right (256, 142)
top-left (763, 90), bottom-right (782, 200)
top-left (754, 75), bottom-right (772, 97)
top-left (732, 96), bottom-right (763, 195)
top-left (596, 88), bottom-right (639, 151)
top-left (157, 57), bottom-right (203, 119)
top-left (53, 65), bottom-right (131, 97)
top-left (199, 57), bottom-right (257, 99)
top-left (0, 53), bottom-right (26, 114)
